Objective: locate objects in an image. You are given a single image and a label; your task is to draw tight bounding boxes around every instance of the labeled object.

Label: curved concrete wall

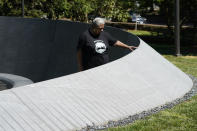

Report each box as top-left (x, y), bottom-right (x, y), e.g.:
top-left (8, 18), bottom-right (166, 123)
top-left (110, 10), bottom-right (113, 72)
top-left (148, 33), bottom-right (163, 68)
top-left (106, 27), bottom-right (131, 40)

top-left (0, 17), bottom-right (193, 131)
top-left (0, 17), bottom-right (139, 82)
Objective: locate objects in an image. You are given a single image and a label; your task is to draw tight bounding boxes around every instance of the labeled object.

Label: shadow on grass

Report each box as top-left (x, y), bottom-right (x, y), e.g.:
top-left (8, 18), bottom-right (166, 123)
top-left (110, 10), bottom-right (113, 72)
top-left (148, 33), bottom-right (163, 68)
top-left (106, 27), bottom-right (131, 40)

top-left (138, 35), bottom-right (197, 56)
top-left (127, 27), bottom-right (197, 56)
top-left (147, 43), bottom-right (197, 56)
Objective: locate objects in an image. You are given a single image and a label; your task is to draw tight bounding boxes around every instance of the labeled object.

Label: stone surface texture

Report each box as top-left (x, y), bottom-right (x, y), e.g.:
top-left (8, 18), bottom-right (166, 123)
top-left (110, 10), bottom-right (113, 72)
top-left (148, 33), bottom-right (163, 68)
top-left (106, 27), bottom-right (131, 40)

top-left (0, 39), bottom-right (193, 131)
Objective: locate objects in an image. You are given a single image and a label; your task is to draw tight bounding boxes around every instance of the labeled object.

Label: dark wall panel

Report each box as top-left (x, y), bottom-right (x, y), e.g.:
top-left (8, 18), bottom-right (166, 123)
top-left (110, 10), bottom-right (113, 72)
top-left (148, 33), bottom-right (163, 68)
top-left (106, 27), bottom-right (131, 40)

top-left (0, 17), bottom-right (140, 82)
top-left (44, 21), bottom-right (89, 80)
top-left (0, 17), bottom-right (57, 82)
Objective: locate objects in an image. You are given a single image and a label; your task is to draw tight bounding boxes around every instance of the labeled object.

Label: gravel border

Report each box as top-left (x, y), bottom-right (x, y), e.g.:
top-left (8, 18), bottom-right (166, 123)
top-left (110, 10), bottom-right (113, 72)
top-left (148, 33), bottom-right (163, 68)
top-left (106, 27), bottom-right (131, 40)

top-left (79, 75), bottom-right (197, 131)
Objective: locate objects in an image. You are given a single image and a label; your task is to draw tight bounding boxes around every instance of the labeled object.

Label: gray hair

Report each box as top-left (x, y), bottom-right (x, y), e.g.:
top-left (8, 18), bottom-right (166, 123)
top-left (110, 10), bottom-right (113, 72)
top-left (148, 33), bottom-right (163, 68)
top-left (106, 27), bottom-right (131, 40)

top-left (92, 17), bottom-right (105, 28)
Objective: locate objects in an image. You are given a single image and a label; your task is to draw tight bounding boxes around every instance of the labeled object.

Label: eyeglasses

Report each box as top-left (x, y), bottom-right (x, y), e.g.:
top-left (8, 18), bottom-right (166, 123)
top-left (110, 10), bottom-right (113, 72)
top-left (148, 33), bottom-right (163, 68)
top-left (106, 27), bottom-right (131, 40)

top-left (96, 27), bottom-right (104, 31)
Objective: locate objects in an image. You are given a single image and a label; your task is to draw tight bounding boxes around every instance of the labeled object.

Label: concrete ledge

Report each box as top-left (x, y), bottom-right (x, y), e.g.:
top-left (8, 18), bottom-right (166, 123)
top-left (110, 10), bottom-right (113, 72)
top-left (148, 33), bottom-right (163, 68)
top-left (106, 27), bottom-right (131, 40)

top-left (0, 39), bottom-right (193, 131)
top-left (0, 73), bottom-right (33, 88)
top-left (82, 75), bottom-right (197, 130)
top-left (0, 18), bottom-right (193, 131)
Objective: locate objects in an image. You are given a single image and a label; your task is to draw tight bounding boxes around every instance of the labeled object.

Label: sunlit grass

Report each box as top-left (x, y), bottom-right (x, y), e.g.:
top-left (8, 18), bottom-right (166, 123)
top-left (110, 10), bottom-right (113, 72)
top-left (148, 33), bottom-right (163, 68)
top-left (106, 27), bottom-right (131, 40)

top-left (106, 95), bottom-right (197, 131)
top-left (127, 30), bottom-right (152, 36)
top-left (127, 30), bottom-right (163, 36)
top-left (164, 55), bottom-right (197, 78)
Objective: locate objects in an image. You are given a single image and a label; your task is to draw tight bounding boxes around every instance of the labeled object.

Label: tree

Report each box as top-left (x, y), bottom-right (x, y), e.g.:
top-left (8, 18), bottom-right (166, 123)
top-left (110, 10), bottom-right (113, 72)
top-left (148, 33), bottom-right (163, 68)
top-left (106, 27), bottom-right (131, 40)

top-left (66, 0), bottom-right (93, 22)
top-left (0, 0), bottom-right (22, 16)
top-left (0, 0), bottom-right (68, 20)
top-left (156, 0), bottom-right (174, 35)
top-left (25, 0), bottom-right (45, 18)
top-left (41, 0), bottom-right (68, 20)
top-left (180, 0), bottom-right (197, 28)
top-left (0, 0), bottom-right (134, 22)
top-left (89, 0), bottom-right (131, 22)
top-left (150, 0), bottom-right (197, 28)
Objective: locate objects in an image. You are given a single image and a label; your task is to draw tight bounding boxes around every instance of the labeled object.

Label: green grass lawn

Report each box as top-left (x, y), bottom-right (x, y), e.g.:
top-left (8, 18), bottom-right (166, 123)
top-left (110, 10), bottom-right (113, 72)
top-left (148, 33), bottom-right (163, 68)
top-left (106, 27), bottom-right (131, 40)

top-left (127, 30), bottom-right (152, 36)
top-left (105, 30), bottom-right (197, 131)
top-left (127, 30), bottom-right (164, 36)
top-left (164, 55), bottom-right (197, 78)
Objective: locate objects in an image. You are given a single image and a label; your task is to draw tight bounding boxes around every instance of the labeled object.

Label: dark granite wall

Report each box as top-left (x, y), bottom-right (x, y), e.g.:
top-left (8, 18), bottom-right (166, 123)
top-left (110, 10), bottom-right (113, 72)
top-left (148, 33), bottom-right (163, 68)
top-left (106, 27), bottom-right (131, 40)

top-left (0, 17), bottom-right (140, 82)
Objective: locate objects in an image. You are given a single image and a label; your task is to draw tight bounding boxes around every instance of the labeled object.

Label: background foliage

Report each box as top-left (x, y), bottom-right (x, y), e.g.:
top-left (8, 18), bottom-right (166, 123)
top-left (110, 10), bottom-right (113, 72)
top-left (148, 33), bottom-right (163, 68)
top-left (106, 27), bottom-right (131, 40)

top-left (0, 0), bottom-right (196, 46)
top-left (0, 0), bottom-right (196, 26)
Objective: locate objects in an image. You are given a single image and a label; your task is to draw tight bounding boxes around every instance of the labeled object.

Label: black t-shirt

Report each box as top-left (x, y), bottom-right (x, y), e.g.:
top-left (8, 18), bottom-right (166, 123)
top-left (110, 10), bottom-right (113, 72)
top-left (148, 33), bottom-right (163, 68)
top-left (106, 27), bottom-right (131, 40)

top-left (77, 29), bottom-right (117, 70)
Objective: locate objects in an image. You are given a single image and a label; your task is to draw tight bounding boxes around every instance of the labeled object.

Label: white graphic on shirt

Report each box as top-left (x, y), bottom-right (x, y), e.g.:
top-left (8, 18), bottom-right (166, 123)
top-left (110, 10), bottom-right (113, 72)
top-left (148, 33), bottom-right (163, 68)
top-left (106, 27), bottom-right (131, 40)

top-left (94, 40), bottom-right (106, 54)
